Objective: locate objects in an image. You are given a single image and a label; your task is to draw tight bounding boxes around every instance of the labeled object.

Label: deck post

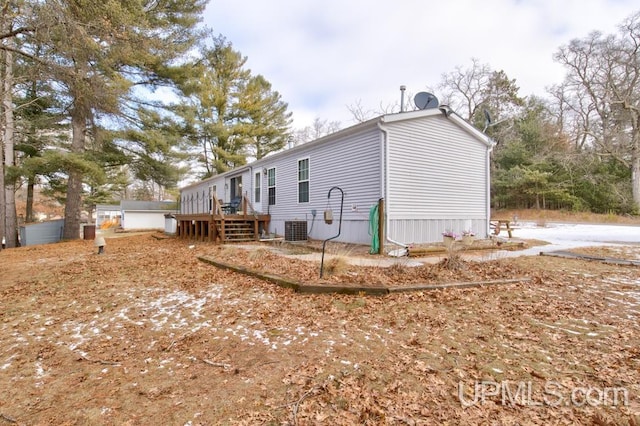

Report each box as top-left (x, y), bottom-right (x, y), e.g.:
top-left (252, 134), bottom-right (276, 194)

top-left (254, 218), bottom-right (259, 241)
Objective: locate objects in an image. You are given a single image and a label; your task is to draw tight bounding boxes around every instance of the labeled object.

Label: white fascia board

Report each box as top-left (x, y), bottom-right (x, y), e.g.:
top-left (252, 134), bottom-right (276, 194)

top-left (381, 108), bottom-right (493, 148)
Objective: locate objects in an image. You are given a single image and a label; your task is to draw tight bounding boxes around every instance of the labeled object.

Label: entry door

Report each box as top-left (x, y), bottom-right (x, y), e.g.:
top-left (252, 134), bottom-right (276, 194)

top-left (230, 176), bottom-right (242, 200)
top-left (253, 171), bottom-right (262, 213)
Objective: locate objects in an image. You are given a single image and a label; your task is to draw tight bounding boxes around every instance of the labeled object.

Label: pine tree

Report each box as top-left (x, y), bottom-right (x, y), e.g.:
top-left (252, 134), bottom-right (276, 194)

top-left (176, 34), bottom-right (292, 177)
top-left (26, 0), bottom-right (207, 239)
top-left (237, 75), bottom-right (292, 160)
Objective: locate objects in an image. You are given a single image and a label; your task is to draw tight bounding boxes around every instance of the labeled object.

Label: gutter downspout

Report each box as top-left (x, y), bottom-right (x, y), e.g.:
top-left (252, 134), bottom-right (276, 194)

top-left (486, 142), bottom-right (495, 238)
top-left (378, 121), bottom-right (408, 254)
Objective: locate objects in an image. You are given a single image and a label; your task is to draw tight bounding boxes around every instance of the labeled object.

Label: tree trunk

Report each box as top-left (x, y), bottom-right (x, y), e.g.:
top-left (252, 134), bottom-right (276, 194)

top-left (3, 46), bottom-right (17, 248)
top-left (26, 176), bottom-right (35, 222)
top-left (632, 149), bottom-right (640, 212)
top-left (0, 53), bottom-right (5, 251)
top-left (62, 112), bottom-right (86, 240)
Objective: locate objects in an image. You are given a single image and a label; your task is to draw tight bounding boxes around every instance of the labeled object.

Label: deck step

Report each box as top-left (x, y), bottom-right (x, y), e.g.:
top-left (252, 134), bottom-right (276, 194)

top-left (217, 219), bottom-right (258, 242)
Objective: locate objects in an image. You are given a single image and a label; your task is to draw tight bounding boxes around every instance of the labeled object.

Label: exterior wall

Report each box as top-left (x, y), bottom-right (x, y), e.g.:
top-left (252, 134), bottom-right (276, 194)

top-left (179, 169), bottom-right (251, 214)
top-left (255, 126), bottom-right (382, 244)
top-left (19, 219), bottom-right (65, 246)
top-left (227, 169), bottom-right (253, 207)
top-left (180, 183), bottom-right (211, 214)
top-left (385, 114), bottom-right (490, 243)
top-left (121, 211), bottom-right (170, 230)
top-left (178, 110), bottom-right (491, 246)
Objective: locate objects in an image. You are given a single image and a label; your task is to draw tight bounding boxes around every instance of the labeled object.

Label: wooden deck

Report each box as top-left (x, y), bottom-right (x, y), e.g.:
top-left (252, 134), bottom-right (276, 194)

top-left (176, 195), bottom-right (270, 243)
top-left (175, 213), bottom-right (270, 243)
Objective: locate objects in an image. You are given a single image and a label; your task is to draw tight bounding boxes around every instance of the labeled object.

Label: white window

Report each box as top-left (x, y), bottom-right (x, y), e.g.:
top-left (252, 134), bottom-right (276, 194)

top-left (267, 168), bottom-right (276, 206)
top-left (298, 158), bottom-right (309, 203)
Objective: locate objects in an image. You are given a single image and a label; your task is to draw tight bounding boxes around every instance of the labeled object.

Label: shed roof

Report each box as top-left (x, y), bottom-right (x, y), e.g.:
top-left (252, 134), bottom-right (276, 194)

top-left (120, 200), bottom-right (177, 211)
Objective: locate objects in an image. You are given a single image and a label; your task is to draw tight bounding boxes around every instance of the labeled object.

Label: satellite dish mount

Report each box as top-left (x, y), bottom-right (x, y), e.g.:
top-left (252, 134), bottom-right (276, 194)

top-left (414, 92), bottom-right (439, 110)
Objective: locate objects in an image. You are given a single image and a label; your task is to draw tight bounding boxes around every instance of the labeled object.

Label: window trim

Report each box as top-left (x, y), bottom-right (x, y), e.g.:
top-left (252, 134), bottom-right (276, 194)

top-left (254, 172), bottom-right (261, 204)
top-left (297, 157), bottom-right (310, 204)
top-left (267, 167), bottom-right (276, 206)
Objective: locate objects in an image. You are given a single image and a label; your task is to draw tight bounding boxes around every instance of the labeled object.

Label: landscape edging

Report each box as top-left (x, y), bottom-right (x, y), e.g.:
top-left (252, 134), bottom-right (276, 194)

top-left (197, 255), bottom-right (531, 296)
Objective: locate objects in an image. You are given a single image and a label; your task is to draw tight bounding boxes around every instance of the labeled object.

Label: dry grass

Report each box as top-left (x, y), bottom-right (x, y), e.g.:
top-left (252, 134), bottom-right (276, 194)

top-left (322, 255), bottom-right (349, 276)
top-left (495, 208), bottom-right (640, 224)
top-left (440, 251), bottom-right (466, 271)
top-left (1, 233), bottom-right (640, 425)
top-left (247, 247), bottom-right (269, 261)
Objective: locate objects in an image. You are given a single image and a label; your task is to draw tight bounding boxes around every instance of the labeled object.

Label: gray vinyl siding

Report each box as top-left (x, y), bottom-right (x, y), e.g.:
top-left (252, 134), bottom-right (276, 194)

top-left (179, 175), bottom-right (227, 214)
top-left (259, 127), bottom-right (382, 243)
top-left (385, 114), bottom-right (489, 242)
top-left (178, 110), bottom-right (491, 245)
top-left (180, 181), bottom-right (211, 214)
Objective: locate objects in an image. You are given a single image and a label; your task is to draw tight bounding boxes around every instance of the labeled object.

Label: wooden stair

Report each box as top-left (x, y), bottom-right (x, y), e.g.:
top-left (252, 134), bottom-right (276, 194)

top-left (213, 217), bottom-right (260, 243)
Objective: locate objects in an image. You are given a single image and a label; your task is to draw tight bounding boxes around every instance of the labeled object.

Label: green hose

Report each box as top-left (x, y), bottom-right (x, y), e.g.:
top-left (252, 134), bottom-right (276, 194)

top-left (369, 204), bottom-right (379, 254)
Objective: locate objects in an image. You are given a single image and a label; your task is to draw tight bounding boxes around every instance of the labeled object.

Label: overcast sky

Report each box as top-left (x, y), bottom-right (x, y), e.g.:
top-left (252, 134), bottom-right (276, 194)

top-left (202, 1), bottom-right (639, 129)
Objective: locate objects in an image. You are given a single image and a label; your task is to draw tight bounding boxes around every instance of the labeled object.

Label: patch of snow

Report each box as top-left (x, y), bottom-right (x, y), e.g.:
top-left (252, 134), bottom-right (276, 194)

top-left (531, 320), bottom-right (583, 335)
top-left (485, 222), bottom-right (640, 258)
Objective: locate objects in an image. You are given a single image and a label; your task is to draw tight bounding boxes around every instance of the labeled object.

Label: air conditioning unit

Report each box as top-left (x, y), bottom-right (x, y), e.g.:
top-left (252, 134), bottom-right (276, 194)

top-left (284, 221), bottom-right (307, 242)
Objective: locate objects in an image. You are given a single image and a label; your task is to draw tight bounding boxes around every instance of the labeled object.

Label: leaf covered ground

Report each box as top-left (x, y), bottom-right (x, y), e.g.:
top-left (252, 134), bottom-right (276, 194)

top-left (1, 233), bottom-right (639, 425)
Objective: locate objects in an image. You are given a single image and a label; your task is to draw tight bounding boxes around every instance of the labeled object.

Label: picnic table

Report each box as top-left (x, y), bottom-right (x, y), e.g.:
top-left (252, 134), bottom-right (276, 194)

top-left (490, 219), bottom-right (513, 238)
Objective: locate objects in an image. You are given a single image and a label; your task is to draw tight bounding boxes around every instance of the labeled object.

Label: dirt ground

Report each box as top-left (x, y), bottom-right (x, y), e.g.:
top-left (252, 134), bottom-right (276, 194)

top-left (1, 232), bottom-right (640, 425)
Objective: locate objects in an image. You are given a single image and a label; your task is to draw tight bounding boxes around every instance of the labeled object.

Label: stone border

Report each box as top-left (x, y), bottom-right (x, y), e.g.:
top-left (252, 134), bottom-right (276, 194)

top-left (198, 256), bottom-right (531, 296)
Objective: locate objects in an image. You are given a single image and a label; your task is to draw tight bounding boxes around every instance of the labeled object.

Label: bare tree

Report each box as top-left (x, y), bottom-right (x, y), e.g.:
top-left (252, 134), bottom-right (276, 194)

top-left (438, 58), bottom-right (524, 129)
top-left (346, 99), bottom-right (374, 123)
top-left (438, 58), bottom-right (492, 122)
top-left (346, 97), bottom-right (402, 123)
top-left (291, 117), bottom-right (341, 146)
top-left (554, 11), bottom-right (640, 208)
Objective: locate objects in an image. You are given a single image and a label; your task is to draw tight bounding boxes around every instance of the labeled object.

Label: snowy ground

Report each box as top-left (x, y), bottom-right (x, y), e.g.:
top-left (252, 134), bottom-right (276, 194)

top-left (487, 222), bottom-right (640, 259)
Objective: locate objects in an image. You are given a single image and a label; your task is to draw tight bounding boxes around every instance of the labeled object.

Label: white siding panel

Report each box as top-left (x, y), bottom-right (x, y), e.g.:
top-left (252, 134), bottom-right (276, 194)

top-left (270, 218), bottom-right (372, 245)
top-left (180, 176), bottom-right (226, 214)
top-left (384, 115), bottom-right (489, 243)
top-left (389, 218), bottom-right (487, 244)
top-left (264, 127), bottom-right (382, 238)
top-left (123, 212), bottom-right (166, 230)
top-left (387, 115), bottom-right (488, 219)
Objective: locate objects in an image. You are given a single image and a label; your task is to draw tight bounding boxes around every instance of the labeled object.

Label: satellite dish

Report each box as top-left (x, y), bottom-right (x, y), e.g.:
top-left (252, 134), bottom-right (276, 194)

top-left (414, 92), bottom-right (439, 110)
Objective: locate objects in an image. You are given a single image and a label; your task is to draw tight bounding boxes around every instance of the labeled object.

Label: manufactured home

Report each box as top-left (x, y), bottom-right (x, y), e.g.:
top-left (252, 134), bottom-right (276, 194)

top-left (176, 107), bottom-right (493, 249)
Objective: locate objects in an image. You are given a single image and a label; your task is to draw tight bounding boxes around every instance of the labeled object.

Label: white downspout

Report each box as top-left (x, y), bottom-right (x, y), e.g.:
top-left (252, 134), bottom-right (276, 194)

top-left (378, 121), bottom-right (408, 254)
top-left (486, 143), bottom-right (495, 238)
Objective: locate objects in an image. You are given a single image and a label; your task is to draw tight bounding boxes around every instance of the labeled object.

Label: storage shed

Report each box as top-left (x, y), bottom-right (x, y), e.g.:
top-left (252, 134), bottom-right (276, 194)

top-left (120, 201), bottom-right (178, 230)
